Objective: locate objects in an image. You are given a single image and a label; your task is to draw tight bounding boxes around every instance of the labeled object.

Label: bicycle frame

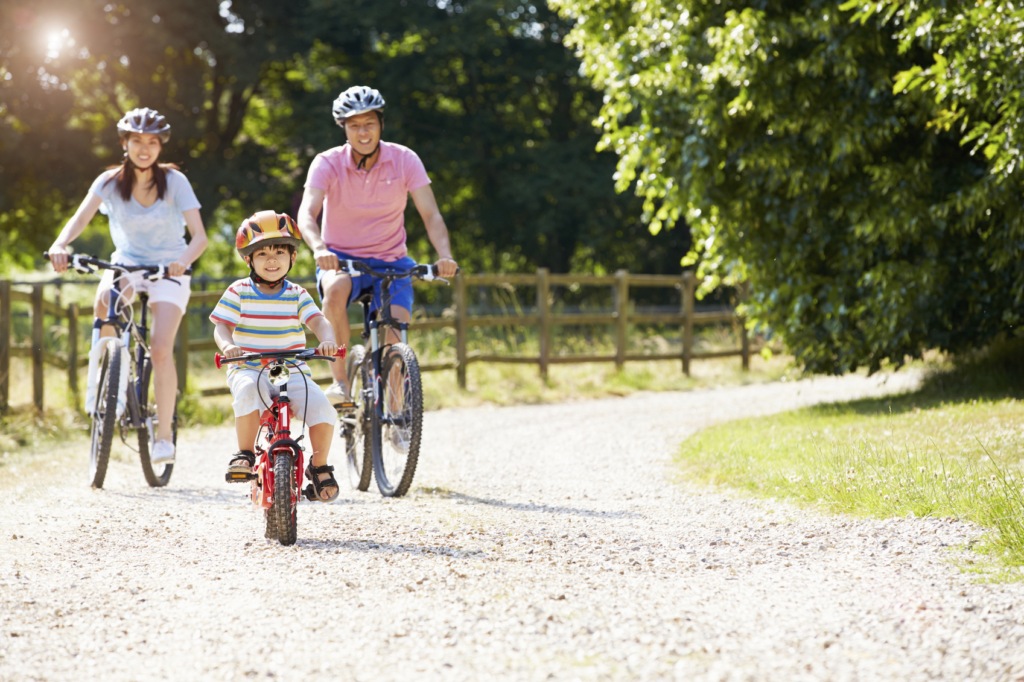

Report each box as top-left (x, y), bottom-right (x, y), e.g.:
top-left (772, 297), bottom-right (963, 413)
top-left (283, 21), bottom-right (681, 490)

top-left (341, 261), bottom-right (438, 413)
top-left (335, 260), bottom-right (451, 496)
top-left (47, 252), bottom-right (189, 488)
top-left (215, 348), bottom-right (341, 544)
top-left (253, 361), bottom-right (305, 511)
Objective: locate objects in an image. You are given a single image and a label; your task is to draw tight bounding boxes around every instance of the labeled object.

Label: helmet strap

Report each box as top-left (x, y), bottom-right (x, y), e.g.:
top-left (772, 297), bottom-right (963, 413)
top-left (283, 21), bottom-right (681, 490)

top-left (246, 256), bottom-right (292, 290)
top-left (355, 143), bottom-right (380, 171)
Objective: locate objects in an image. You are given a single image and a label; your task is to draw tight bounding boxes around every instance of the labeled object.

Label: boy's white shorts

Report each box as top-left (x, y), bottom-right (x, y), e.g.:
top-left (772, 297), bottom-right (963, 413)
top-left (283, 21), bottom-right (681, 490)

top-left (227, 368), bottom-right (336, 427)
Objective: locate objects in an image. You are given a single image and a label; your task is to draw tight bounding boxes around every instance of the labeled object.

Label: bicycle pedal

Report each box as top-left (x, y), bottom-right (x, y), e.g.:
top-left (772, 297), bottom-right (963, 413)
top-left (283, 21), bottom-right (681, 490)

top-left (225, 471), bottom-right (256, 483)
top-left (302, 484), bottom-right (318, 502)
top-left (333, 400), bottom-right (358, 412)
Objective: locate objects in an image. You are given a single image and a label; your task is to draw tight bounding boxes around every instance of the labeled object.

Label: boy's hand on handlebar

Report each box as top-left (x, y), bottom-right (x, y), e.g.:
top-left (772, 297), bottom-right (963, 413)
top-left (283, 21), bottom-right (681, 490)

top-left (435, 257), bottom-right (459, 278)
top-left (220, 344), bottom-right (246, 359)
top-left (315, 340), bottom-right (339, 357)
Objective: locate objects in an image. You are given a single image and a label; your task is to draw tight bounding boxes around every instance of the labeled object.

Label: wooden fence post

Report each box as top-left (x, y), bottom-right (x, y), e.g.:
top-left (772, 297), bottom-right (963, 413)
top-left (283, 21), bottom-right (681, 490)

top-left (682, 272), bottom-right (694, 376)
top-left (739, 281), bottom-right (751, 371)
top-left (68, 303), bottom-right (80, 397)
top-left (537, 268), bottom-right (550, 381)
top-left (31, 284), bottom-right (44, 411)
top-left (614, 269), bottom-right (629, 370)
top-left (455, 272), bottom-right (468, 389)
top-left (0, 280), bottom-right (10, 414)
top-left (741, 317), bottom-right (750, 371)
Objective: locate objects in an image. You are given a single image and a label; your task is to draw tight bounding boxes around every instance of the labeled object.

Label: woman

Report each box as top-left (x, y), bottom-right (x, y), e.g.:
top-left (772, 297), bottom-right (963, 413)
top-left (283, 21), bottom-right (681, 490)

top-left (48, 107), bottom-right (208, 465)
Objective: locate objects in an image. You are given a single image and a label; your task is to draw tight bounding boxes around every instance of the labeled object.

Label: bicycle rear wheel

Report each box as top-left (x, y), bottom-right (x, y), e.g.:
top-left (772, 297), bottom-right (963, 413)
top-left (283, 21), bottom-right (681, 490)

top-left (342, 345), bottom-right (373, 491)
top-left (267, 451), bottom-right (298, 546)
top-left (134, 355), bottom-right (175, 487)
top-left (372, 343), bottom-right (422, 497)
top-left (89, 339), bottom-right (121, 489)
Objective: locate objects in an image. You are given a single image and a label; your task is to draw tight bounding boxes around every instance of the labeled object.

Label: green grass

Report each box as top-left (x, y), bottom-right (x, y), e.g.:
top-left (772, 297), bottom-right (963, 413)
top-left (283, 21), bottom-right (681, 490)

top-left (676, 338), bottom-right (1024, 568)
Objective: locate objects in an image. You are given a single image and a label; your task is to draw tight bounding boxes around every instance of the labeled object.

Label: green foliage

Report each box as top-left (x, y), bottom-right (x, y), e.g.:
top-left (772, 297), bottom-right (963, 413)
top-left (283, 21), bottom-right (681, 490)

top-left (552, 0), bottom-right (1024, 373)
top-left (1, 1), bottom-right (689, 279)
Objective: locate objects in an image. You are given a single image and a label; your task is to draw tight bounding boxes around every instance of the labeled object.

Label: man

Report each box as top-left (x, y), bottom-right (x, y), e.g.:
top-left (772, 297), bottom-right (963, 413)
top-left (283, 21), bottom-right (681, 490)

top-left (297, 85), bottom-right (458, 404)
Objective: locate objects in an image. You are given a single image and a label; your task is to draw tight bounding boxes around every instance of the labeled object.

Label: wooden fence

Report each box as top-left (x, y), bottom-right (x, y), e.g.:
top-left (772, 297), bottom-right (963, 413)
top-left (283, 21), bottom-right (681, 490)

top-left (0, 269), bottom-right (756, 412)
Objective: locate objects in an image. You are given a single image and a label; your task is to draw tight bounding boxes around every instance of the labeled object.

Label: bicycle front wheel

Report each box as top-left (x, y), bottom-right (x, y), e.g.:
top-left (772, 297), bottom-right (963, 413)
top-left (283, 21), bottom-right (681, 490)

top-left (136, 357), bottom-right (175, 488)
top-left (267, 451), bottom-right (298, 546)
top-left (372, 343), bottom-right (423, 497)
top-left (343, 345), bottom-right (373, 491)
top-left (89, 339), bottom-right (122, 489)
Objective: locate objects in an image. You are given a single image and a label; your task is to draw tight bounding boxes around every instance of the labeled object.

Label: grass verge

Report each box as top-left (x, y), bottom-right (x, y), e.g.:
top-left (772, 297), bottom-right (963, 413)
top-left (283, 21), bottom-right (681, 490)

top-left (676, 339), bottom-right (1024, 569)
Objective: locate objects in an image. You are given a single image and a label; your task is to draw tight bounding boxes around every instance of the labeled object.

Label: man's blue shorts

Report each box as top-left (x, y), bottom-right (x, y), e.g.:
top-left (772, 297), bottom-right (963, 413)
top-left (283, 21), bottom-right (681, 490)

top-left (315, 250), bottom-right (416, 314)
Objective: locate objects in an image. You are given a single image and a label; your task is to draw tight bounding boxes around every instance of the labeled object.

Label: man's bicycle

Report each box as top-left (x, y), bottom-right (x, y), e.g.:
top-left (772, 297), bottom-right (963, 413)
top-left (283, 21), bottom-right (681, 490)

top-left (335, 260), bottom-right (453, 497)
top-left (215, 348), bottom-right (341, 546)
top-left (46, 253), bottom-right (190, 489)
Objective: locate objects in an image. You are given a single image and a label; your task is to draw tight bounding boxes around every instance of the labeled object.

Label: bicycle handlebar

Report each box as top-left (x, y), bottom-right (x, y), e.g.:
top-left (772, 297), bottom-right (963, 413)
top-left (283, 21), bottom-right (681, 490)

top-left (214, 347), bottom-right (345, 369)
top-left (44, 252), bottom-right (193, 281)
top-left (334, 259), bottom-right (459, 283)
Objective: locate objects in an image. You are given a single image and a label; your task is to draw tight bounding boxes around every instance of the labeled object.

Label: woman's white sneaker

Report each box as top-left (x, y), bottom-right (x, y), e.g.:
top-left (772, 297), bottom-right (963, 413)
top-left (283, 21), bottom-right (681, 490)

top-left (151, 440), bottom-right (176, 465)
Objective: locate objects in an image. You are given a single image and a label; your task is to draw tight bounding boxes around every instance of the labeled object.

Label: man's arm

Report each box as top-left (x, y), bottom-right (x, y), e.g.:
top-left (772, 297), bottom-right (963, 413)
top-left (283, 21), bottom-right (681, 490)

top-left (297, 186), bottom-right (339, 272)
top-left (410, 184), bottom-right (458, 277)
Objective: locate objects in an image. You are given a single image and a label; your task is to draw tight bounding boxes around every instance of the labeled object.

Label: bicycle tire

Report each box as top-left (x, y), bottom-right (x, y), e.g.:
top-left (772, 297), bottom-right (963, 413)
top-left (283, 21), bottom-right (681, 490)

top-left (136, 356), bottom-right (175, 487)
top-left (89, 339), bottom-right (121, 489)
top-left (267, 452), bottom-right (298, 546)
top-left (372, 343), bottom-right (422, 497)
top-left (343, 345), bottom-right (373, 491)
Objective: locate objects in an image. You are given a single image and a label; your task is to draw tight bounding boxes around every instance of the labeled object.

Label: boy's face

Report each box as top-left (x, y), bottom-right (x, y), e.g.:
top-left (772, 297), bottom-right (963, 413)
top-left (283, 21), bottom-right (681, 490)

top-left (249, 244), bottom-right (295, 280)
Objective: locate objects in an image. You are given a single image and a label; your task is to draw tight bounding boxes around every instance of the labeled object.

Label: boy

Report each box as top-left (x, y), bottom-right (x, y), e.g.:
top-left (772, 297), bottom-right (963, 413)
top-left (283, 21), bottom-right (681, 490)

top-left (209, 210), bottom-right (340, 502)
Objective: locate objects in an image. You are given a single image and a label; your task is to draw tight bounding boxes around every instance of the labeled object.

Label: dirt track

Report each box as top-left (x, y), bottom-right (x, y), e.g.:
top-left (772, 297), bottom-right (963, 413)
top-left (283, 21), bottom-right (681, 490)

top-left (3, 371), bottom-right (1023, 681)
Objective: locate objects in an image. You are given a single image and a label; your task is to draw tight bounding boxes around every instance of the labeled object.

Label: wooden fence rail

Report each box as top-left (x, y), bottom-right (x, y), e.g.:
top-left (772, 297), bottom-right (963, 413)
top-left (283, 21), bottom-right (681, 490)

top-left (0, 269), bottom-right (755, 412)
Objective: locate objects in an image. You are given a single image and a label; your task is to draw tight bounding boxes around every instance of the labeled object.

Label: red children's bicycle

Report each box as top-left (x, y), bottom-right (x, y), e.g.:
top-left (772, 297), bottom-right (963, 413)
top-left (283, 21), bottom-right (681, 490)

top-left (215, 347), bottom-right (342, 545)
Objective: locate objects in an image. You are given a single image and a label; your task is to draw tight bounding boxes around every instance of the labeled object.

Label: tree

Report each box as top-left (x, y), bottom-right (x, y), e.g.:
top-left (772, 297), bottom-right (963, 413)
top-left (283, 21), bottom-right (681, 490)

top-left (0, 0), bottom-right (323, 271)
top-left (1, 0), bottom-right (686, 278)
top-left (551, 0), bottom-right (1024, 373)
top-left (266, 0), bottom-right (683, 275)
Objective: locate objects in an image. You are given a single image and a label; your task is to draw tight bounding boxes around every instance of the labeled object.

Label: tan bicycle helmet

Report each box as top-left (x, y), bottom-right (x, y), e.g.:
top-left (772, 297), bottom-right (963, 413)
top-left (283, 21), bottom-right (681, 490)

top-left (235, 211), bottom-right (304, 260)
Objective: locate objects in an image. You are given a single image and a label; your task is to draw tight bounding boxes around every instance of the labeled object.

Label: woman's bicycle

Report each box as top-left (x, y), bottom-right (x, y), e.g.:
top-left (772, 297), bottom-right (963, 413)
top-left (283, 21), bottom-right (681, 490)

top-left (215, 348), bottom-right (341, 546)
top-left (46, 253), bottom-right (189, 489)
top-left (334, 260), bottom-right (453, 497)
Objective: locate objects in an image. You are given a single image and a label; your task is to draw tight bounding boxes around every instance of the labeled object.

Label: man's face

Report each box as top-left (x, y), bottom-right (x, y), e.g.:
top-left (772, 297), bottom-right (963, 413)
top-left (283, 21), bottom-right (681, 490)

top-left (343, 111), bottom-right (382, 157)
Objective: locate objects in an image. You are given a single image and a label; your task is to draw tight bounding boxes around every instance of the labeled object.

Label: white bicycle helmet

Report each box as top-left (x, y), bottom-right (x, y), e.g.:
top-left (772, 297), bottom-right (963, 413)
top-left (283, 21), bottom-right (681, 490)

top-left (332, 86), bottom-right (386, 123)
top-left (117, 107), bottom-right (171, 143)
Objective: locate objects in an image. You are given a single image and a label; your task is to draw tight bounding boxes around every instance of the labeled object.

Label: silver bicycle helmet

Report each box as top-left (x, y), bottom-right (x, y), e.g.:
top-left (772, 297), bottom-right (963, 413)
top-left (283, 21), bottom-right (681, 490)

top-left (117, 107), bottom-right (171, 142)
top-left (332, 86), bottom-right (386, 123)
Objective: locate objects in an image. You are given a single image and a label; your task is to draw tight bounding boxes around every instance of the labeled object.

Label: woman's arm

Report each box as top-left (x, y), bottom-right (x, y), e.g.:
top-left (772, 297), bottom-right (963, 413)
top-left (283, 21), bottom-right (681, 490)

top-left (47, 193), bottom-right (104, 273)
top-left (172, 207), bottom-right (208, 276)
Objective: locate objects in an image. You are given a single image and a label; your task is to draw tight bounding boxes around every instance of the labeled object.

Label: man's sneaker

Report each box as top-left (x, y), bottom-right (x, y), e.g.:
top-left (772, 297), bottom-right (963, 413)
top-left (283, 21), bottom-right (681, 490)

top-left (151, 440), bottom-right (176, 466)
top-left (386, 427), bottom-right (408, 453)
top-left (324, 380), bottom-right (352, 406)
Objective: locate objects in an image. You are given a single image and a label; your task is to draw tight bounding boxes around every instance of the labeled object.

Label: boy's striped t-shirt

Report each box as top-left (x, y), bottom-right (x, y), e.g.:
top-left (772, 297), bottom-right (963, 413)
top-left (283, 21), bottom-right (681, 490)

top-left (209, 278), bottom-right (324, 375)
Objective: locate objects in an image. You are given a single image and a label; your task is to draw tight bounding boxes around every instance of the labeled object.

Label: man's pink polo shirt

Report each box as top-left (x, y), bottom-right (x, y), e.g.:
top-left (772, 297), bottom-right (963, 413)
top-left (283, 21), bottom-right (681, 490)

top-left (305, 141), bottom-right (431, 261)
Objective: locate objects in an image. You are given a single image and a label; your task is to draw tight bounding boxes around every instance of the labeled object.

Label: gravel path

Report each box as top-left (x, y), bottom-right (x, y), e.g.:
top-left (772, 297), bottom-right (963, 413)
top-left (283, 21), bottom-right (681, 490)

top-left (2, 371), bottom-right (1023, 681)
